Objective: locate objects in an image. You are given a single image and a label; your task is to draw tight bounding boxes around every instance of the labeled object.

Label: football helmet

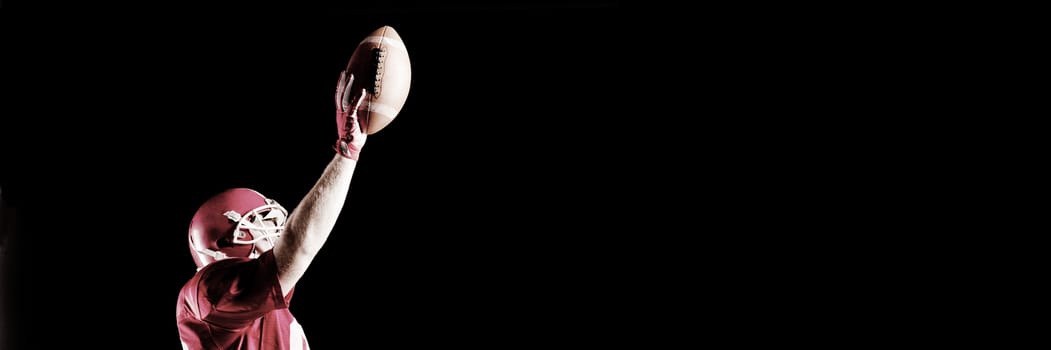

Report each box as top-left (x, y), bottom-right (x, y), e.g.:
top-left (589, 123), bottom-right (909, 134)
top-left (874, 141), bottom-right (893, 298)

top-left (187, 188), bottom-right (288, 269)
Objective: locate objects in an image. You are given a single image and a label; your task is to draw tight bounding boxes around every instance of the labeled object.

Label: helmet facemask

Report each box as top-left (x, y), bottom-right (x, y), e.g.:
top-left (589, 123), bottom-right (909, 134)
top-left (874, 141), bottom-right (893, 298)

top-left (226, 199), bottom-right (288, 258)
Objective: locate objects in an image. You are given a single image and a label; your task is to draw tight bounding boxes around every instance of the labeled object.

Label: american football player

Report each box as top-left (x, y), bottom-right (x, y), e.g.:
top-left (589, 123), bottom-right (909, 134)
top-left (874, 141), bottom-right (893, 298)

top-left (176, 70), bottom-right (370, 350)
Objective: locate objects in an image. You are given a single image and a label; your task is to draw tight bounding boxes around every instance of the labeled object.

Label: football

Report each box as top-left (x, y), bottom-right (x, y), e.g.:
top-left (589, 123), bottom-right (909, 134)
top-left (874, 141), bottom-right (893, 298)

top-left (344, 25), bottom-right (412, 134)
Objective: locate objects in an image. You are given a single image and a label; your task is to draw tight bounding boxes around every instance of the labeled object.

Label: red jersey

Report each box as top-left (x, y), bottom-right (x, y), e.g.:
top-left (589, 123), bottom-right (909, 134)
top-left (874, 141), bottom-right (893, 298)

top-left (176, 250), bottom-right (310, 350)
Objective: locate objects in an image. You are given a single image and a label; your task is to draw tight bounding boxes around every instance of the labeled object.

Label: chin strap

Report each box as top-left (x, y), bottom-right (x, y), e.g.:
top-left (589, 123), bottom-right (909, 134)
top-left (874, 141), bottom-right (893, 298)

top-left (196, 247), bottom-right (228, 260)
top-left (197, 244), bottom-right (264, 262)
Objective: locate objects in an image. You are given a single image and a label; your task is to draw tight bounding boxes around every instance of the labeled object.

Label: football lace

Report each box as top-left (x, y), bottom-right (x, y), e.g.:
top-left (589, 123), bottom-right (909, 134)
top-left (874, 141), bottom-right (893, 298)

top-left (369, 47), bottom-right (385, 95)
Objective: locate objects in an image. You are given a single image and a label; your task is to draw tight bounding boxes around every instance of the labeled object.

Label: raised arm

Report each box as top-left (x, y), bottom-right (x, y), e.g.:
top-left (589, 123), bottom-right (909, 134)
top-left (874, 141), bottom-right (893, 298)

top-left (272, 71), bottom-right (369, 296)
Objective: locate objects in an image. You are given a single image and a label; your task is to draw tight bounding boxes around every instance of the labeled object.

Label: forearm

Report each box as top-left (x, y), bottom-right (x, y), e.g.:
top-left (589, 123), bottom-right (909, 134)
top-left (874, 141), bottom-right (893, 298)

top-left (273, 154), bottom-right (357, 295)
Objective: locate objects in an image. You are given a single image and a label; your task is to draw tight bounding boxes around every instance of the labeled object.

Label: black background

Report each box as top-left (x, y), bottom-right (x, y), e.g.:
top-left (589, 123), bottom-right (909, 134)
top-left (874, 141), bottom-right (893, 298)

top-left (2, 3), bottom-right (649, 349)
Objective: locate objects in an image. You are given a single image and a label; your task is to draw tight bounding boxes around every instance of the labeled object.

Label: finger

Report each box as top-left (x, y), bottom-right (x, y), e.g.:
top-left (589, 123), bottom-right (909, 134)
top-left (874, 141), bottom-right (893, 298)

top-left (353, 88), bottom-right (368, 112)
top-left (352, 88), bottom-right (370, 132)
top-left (342, 74), bottom-right (355, 111)
top-left (336, 70), bottom-right (347, 110)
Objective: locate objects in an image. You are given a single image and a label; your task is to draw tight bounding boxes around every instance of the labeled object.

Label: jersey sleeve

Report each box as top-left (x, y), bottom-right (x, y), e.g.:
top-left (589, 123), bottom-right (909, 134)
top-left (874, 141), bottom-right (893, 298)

top-left (195, 250), bottom-right (288, 329)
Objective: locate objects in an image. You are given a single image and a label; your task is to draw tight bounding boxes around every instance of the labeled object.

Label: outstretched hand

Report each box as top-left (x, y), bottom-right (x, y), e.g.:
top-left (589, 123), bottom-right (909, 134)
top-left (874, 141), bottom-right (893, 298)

top-left (334, 70), bottom-right (368, 160)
